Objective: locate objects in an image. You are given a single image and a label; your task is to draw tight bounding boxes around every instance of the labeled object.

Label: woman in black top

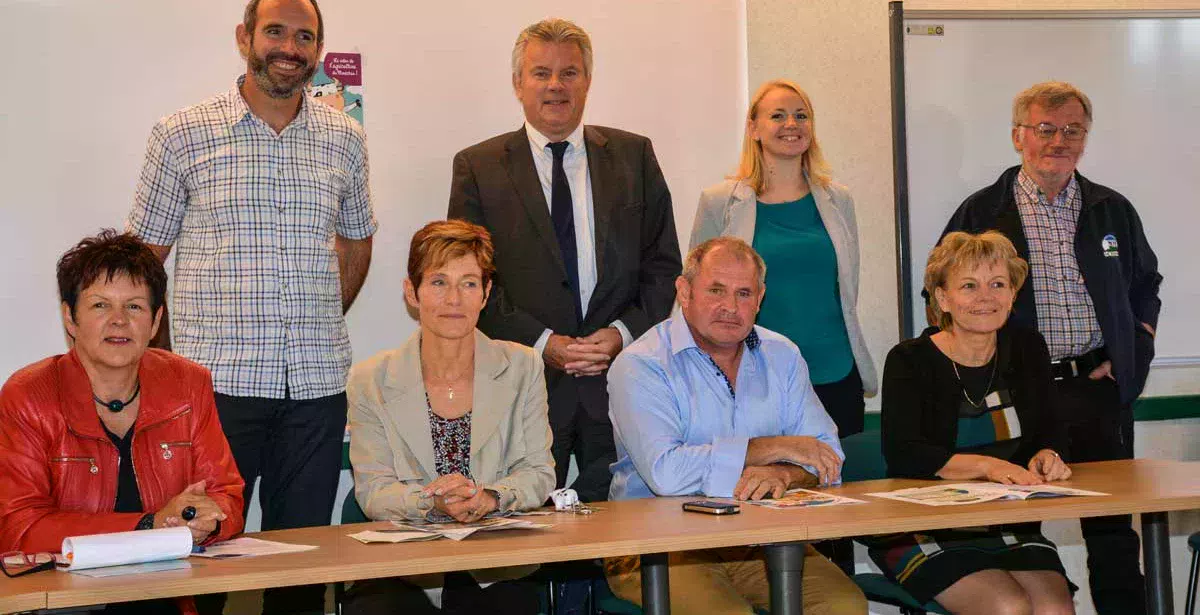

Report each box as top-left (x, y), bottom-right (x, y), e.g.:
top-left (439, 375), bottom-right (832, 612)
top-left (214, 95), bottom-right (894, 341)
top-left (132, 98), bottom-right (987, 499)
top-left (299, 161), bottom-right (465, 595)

top-left (871, 231), bottom-right (1075, 614)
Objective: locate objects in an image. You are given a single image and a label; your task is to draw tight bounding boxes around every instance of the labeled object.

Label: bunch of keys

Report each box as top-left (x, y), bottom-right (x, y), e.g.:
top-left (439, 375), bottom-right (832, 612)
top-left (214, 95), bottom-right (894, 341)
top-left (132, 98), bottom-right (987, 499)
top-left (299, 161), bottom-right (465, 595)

top-left (549, 488), bottom-right (595, 515)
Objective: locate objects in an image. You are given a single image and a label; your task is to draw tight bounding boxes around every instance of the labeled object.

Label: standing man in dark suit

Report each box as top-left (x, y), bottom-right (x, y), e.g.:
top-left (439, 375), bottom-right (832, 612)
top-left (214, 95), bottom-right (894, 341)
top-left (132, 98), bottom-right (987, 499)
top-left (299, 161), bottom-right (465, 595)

top-left (943, 81), bottom-right (1161, 615)
top-left (448, 17), bottom-right (681, 503)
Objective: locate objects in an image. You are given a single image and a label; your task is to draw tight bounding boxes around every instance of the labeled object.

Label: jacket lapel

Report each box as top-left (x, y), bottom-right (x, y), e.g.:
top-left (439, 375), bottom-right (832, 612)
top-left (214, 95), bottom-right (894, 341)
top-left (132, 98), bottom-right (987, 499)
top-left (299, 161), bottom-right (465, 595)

top-left (810, 180), bottom-right (851, 275)
top-left (381, 333), bottom-right (437, 477)
top-left (58, 350), bottom-right (107, 441)
top-left (996, 167), bottom-right (1038, 331)
top-left (584, 126), bottom-right (616, 291)
top-left (469, 331), bottom-right (510, 466)
top-left (503, 127), bottom-right (568, 279)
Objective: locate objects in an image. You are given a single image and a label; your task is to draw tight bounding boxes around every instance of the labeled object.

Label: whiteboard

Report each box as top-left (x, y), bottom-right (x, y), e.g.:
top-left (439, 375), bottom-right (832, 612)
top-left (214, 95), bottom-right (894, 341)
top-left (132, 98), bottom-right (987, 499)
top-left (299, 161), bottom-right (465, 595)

top-left (0, 0), bottom-right (746, 381)
top-left (899, 13), bottom-right (1200, 362)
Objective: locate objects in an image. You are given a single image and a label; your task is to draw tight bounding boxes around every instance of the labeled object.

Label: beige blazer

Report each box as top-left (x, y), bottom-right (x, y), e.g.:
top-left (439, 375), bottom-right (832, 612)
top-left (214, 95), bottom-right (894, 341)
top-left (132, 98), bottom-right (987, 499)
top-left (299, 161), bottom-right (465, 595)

top-left (691, 177), bottom-right (878, 394)
top-left (347, 329), bottom-right (555, 522)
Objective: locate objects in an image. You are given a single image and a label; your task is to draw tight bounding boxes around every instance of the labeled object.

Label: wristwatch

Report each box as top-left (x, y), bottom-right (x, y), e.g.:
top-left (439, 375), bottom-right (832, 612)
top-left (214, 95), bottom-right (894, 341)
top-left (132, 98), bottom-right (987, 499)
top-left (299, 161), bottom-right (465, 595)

top-left (136, 513), bottom-right (155, 530)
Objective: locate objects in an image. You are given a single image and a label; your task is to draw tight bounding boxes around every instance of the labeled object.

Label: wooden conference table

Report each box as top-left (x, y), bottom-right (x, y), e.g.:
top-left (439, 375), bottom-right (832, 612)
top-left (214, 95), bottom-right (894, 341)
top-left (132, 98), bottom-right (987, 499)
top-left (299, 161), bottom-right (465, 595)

top-left (1, 459), bottom-right (1198, 615)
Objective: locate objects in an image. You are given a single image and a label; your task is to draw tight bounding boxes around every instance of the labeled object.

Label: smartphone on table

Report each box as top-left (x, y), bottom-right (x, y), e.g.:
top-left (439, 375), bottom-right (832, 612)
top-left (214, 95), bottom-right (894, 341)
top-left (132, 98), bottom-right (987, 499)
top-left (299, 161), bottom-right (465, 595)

top-left (682, 500), bottom-right (741, 515)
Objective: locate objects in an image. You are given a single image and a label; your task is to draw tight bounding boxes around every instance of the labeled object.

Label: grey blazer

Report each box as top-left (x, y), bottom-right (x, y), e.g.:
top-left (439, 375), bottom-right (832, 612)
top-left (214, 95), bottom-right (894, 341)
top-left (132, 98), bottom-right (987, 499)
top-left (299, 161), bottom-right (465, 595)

top-left (347, 329), bottom-right (555, 521)
top-left (690, 178), bottom-right (878, 394)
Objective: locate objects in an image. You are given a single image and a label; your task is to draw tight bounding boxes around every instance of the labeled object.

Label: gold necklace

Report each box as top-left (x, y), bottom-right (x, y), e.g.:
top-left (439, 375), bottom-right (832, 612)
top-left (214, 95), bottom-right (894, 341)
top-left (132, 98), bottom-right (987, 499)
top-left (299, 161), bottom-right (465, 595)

top-left (425, 362), bottom-right (472, 400)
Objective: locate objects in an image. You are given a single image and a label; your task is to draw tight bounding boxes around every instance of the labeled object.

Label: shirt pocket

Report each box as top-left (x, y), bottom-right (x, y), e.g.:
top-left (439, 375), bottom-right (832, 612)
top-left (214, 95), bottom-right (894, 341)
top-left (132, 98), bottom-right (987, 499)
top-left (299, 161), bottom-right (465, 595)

top-left (288, 164), bottom-right (347, 237)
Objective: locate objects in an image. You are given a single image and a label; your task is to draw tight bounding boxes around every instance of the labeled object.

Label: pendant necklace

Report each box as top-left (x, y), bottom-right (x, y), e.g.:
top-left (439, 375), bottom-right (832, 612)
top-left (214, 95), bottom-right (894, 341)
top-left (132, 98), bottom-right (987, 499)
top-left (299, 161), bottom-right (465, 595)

top-left (94, 381), bottom-right (141, 413)
top-left (951, 358), bottom-right (997, 409)
top-left (429, 363), bottom-right (471, 400)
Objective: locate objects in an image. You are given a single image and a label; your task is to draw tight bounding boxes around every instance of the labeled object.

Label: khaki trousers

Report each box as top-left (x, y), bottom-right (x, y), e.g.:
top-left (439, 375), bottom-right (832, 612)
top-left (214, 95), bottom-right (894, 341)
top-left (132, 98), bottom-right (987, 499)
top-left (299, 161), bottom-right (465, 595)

top-left (605, 545), bottom-right (867, 614)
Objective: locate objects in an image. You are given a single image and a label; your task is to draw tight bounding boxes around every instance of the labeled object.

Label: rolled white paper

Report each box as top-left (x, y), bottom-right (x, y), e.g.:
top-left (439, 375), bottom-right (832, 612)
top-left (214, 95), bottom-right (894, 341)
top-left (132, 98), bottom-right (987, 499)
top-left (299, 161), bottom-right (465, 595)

top-left (62, 526), bottom-right (193, 571)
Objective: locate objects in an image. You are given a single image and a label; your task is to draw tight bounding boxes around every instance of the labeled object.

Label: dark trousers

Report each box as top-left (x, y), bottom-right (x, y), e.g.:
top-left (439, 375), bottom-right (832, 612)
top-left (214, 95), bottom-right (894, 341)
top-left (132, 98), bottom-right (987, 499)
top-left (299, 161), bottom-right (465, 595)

top-left (811, 365), bottom-right (866, 577)
top-left (813, 364), bottom-right (866, 438)
top-left (343, 572), bottom-right (542, 615)
top-left (549, 399), bottom-right (615, 504)
top-left (1054, 375), bottom-right (1146, 615)
top-left (197, 391), bottom-right (348, 615)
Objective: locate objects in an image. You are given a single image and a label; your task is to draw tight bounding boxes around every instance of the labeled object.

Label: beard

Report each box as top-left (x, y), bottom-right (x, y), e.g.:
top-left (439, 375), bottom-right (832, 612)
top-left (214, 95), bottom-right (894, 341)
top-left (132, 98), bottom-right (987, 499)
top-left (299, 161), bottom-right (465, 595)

top-left (248, 50), bottom-right (317, 99)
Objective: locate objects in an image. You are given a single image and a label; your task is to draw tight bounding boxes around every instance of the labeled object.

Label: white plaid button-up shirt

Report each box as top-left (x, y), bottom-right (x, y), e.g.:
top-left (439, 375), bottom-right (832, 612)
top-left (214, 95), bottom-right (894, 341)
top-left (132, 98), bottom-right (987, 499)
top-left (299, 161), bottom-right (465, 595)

top-left (1014, 169), bottom-right (1104, 360)
top-left (128, 77), bottom-right (377, 399)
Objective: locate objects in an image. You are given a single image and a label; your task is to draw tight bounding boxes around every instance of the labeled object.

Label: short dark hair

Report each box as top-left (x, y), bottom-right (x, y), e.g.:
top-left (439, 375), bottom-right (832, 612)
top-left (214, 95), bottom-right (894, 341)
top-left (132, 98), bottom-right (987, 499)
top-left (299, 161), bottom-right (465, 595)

top-left (408, 220), bottom-right (496, 291)
top-left (57, 230), bottom-right (168, 318)
top-left (244, 0), bottom-right (324, 45)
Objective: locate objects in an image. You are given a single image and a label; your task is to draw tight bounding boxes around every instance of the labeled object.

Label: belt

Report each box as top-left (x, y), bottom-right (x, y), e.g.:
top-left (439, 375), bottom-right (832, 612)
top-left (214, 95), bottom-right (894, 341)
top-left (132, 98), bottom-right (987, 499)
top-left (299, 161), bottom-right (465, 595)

top-left (1050, 347), bottom-right (1108, 381)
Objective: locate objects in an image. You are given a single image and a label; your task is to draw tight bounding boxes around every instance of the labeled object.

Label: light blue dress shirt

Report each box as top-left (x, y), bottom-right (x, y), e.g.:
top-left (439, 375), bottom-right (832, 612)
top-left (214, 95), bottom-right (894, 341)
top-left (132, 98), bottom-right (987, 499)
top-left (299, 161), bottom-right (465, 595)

top-left (608, 314), bottom-right (844, 501)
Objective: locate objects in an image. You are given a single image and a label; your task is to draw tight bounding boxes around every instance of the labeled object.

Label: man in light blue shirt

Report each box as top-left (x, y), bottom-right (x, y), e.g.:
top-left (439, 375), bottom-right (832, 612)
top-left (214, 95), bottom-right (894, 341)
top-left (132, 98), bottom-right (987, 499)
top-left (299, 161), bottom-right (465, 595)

top-left (604, 236), bottom-right (865, 614)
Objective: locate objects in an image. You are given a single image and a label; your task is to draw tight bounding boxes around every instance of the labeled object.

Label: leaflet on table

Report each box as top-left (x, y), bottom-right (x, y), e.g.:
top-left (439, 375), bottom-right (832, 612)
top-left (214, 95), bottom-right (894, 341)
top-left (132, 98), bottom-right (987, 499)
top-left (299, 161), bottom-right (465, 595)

top-left (866, 483), bottom-right (1109, 506)
top-left (744, 488), bottom-right (867, 509)
top-left (191, 537), bottom-right (318, 559)
top-left (62, 526), bottom-right (193, 571)
top-left (349, 517), bottom-right (552, 543)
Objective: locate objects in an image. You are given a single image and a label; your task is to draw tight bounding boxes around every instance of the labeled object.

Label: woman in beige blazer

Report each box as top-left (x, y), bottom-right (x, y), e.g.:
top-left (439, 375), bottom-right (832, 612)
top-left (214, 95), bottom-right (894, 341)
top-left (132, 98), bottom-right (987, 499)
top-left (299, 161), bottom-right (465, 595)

top-left (691, 79), bottom-right (877, 437)
top-left (345, 220), bottom-right (554, 615)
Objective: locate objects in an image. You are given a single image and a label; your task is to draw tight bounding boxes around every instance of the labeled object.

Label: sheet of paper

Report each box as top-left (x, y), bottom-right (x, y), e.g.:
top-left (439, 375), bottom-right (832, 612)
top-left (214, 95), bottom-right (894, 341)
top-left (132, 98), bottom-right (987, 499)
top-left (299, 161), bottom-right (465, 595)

top-left (867, 482), bottom-right (1110, 506)
top-left (390, 518), bottom-right (551, 541)
top-left (1001, 484), bottom-right (1110, 498)
top-left (867, 484), bottom-right (1010, 506)
top-left (69, 559), bottom-right (191, 577)
top-left (192, 537), bottom-right (318, 559)
top-left (347, 530), bottom-right (442, 544)
top-left (62, 526), bottom-right (192, 571)
top-left (746, 488), bottom-right (866, 509)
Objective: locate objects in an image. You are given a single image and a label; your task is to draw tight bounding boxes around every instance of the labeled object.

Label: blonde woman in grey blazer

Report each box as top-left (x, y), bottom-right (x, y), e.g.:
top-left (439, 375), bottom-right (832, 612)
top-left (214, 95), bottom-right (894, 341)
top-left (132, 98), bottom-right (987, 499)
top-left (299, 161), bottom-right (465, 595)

top-left (345, 220), bottom-right (554, 615)
top-left (691, 79), bottom-right (878, 437)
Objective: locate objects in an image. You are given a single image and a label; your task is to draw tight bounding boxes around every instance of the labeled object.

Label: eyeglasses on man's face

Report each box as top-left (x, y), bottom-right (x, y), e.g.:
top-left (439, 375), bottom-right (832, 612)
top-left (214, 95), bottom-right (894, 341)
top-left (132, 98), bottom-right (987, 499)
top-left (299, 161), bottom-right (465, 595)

top-left (1, 551), bottom-right (57, 578)
top-left (1017, 122), bottom-right (1089, 142)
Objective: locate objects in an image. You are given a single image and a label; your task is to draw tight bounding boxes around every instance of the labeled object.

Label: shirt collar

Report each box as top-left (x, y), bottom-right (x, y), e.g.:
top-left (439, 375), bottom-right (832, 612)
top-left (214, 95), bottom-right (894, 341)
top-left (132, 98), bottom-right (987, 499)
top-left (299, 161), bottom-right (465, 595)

top-left (525, 120), bottom-right (585, 154)
top-left (223, 74), bottom-right (318, 132)
top-left (1016, 167), bottom-right (1079, 209)
top-left (666, 312), bottom-right (761, 357)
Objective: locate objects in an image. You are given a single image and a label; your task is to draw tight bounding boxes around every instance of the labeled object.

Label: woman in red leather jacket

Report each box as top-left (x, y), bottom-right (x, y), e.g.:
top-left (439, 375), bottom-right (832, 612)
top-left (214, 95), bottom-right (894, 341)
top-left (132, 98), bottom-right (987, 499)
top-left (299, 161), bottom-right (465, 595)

top-left (0, 230), bottom-right (244, 615)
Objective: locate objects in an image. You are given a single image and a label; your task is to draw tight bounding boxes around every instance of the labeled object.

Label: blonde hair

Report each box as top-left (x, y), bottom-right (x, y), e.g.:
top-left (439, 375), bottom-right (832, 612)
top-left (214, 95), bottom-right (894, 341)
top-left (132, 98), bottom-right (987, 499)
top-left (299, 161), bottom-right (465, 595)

top-left (408, 220), bottom-right (496, 291)
top-left (682, 237), bottom-right (766, 288)
top-left (924, 231), bottom-right (1029, 331)
top-left (734, 79), bottom-right (832, 193)
top-left (1013, 81), bottom-right (1093, 126)
top-left (512, 18), bottom-right (594, 81)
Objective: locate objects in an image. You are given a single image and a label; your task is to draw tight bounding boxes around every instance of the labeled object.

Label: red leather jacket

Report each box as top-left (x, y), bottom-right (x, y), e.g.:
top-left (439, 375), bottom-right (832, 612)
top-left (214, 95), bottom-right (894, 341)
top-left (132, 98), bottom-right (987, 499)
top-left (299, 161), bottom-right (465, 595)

top-left (0, 348), bottom-right (245, 553)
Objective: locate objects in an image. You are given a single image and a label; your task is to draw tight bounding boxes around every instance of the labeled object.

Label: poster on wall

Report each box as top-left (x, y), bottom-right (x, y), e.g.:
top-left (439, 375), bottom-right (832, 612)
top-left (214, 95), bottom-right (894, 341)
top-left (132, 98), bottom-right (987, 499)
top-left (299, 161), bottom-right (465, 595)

top-left (308, 52), bottom-right (364, 126)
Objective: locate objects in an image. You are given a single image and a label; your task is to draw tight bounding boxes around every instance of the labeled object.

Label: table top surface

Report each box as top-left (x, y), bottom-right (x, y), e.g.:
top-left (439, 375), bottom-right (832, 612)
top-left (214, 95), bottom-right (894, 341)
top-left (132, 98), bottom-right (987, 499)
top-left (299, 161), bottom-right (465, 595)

top-left (2, 458), bottom-right (1198, 613)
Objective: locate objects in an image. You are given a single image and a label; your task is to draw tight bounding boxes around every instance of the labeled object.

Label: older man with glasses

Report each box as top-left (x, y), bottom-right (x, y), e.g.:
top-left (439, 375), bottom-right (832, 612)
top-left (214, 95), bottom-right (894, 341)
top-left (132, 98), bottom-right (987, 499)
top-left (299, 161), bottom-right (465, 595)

top-left (941, 81), bottom-right (1163, 614)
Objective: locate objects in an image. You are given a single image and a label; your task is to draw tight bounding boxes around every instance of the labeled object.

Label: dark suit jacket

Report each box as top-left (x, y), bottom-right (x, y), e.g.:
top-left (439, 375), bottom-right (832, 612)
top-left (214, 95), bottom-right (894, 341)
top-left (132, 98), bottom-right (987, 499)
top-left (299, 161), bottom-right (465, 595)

top-left (448, 125), bottom-right (682, 420)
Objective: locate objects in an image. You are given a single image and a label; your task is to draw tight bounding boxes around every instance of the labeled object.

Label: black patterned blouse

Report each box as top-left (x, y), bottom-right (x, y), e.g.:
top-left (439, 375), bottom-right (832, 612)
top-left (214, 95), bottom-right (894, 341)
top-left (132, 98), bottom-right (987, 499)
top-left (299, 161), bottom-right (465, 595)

top-left (427, 393), bottom-right (472, 478)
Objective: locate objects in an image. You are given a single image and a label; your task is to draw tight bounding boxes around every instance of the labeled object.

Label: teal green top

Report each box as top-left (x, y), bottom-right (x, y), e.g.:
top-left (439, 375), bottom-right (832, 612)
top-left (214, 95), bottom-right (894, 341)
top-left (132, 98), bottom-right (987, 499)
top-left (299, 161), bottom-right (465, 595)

top-left (752, 194), bottom-right (854, 385)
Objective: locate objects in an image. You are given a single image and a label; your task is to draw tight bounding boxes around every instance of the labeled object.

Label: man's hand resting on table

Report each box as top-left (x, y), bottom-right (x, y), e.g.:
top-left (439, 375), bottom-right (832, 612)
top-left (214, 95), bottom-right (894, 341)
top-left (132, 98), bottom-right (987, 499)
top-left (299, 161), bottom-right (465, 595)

top-left (733, 464), bottom-right (819, 500)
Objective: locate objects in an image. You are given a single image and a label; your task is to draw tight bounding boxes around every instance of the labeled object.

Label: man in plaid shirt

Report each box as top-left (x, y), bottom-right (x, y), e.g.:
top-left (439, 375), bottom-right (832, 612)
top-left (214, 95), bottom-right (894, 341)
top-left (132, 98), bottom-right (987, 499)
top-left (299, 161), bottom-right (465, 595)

top-left (943, 81), bottom-right (1162, 615)
top-left (127, 1), bottom-right (375, 613)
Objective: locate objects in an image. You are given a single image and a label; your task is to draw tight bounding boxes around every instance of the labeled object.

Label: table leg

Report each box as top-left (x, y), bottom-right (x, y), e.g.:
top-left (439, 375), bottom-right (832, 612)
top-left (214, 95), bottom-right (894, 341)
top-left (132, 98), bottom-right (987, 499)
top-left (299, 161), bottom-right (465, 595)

top-left (764, 541), bottom-right (806, 615)
top-left (1141, 511), bottom-right (1174, 615)
top-left (640, 552), bottom-right (670, 615)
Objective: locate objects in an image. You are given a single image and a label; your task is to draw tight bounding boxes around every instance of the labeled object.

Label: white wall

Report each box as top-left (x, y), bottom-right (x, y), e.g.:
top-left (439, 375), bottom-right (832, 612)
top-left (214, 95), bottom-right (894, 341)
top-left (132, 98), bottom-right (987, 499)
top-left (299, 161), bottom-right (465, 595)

top-left (0, 0), bottom-right (746, 380)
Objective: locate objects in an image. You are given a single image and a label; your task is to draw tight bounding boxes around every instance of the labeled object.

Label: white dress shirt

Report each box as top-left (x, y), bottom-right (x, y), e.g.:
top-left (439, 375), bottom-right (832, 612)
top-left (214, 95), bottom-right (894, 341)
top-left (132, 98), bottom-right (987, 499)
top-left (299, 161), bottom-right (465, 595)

top-left (524, 122), bottom-right (631, 351)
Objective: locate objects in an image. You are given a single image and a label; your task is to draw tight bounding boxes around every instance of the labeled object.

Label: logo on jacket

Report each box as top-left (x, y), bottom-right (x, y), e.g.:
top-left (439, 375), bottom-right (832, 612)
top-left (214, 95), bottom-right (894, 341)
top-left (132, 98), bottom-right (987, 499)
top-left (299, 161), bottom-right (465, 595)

top-left (1101, 234), bottom-right (1119, 258)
